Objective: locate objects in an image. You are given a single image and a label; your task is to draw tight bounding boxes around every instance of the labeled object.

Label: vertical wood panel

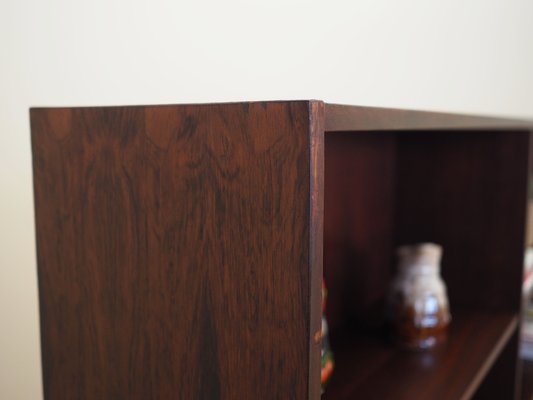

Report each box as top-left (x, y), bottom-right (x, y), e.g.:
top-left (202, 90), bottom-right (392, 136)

top-left (323, 132), bottom-right (397, 332)
top-left (31, 102), bottom-right (315, 399)
top-left (308, 101), bottom-right (325, 399)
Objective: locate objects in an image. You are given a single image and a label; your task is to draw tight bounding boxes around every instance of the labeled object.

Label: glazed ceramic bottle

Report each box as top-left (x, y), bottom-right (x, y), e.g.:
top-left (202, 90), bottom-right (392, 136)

top-left (387, 243), bottom-right (451, 349)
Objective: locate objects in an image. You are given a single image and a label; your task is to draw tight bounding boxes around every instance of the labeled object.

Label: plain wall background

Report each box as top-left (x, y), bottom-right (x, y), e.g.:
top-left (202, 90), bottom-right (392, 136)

top-left (2, 0), bottom-right (533, 398)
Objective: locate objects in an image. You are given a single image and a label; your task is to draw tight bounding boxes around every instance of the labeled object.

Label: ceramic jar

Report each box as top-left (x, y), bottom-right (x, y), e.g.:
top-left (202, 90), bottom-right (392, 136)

top-left (387, 243), bottom-right (451, 349)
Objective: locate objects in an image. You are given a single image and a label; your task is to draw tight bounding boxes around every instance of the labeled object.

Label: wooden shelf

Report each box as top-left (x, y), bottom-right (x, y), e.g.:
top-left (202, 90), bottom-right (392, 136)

top-left (324, 310), bottom-right (518, 400)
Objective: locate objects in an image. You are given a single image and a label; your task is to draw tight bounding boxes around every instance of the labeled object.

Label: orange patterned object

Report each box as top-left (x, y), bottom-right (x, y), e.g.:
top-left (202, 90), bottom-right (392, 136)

top-left (321, 280), bottom-right (334, 392)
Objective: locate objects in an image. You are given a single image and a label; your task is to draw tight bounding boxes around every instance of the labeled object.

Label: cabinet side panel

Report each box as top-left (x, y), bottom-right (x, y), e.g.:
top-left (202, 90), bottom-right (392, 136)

top-left (30, 102), bottom-right (312, 399)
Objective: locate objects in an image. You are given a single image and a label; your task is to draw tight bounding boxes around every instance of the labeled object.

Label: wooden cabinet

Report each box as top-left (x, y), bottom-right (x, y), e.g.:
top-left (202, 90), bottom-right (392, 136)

top-left (30, 101), bottom-right (532, 399)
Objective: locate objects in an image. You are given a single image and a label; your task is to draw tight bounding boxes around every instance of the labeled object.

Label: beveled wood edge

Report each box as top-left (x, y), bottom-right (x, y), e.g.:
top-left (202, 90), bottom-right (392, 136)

top-left (460, 315), bottom-right (519, 400)
top-left (308, 101), bottom-right (325, 399)
top-left (29, 100), bottom-right (314, 112)
top-left (324, 103), bottom-right (533, 132)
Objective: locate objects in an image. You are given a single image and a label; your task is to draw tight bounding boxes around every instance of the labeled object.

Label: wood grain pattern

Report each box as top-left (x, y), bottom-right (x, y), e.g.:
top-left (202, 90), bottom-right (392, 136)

top-left (308, 101), bottom-right (325, 399)
top-left (31, 101), bottom-right (318, 399)
top-left (31, 100), bottom-right (533, 400)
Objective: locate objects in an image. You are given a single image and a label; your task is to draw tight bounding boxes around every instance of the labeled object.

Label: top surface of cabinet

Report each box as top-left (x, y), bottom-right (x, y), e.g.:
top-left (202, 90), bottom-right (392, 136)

top-left (31, 100), bottom-right (533, 132)
top-left (324, 102), bottom-right (532, 131)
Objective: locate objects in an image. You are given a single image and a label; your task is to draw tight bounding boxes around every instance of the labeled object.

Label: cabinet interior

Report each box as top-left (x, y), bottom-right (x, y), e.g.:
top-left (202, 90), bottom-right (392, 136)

top-left (322, 130), bottom-right (529, 399)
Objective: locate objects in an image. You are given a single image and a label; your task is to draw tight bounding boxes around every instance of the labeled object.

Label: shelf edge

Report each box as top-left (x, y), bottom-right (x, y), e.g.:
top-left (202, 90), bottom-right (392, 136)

top-left (460, 315), bottom-right (519, 400)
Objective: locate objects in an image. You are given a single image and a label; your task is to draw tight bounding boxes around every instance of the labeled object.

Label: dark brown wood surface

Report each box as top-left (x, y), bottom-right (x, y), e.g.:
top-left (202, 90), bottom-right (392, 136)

top-left (30, 102), bottom-right (319, 399)
top-left (323, 132), bottom-right (397, 332)
top-left (324, 129), bottom-right (529, 322)
top-left (324, 311), bottom-right (518, 400)
top-left (31, 100), bottom-right (533, 400)
top-left (325, 103), bottom-right (533, 132)
top-left (395, 131), bottom-right (529, 312)
top-left (394, 131), bottom-right (529, 400)
top-left (322, 128), bottom-right (529, 399)
top-left (308, 101), bottom-right (325, 399)
top-left (473, 330), bottom-right (521, 400)
top-left (520, 359), bottom-right (533, 400)
top-left (323, 129), bottom-right (528, 316)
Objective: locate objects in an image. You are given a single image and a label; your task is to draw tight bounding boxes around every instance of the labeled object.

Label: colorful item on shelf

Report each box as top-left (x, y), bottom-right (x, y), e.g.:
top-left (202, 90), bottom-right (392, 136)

top-left (321, 280), bottom-right (334, 392)
top-left (387, 243), bottom-right (451, 350)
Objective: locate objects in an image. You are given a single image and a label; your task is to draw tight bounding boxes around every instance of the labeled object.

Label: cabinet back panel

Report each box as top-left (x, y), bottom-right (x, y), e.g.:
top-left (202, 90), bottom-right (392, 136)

top-left (324, 132), bottom-right (397, 332)
top-left (31, 102), bottom-right (315, 399)
top-left (324, 131), bottom-right (529, 332)
top-left (396, 131), bottom-right (529, 312)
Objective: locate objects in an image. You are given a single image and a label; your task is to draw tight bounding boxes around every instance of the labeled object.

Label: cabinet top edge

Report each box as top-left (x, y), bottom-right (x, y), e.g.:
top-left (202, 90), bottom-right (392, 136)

top-left (29, 100), bottom-right (532, 131)
top-left (29, 100), bottom-right (320, 112)
top-left (324, 103), bottom-right (533, 132)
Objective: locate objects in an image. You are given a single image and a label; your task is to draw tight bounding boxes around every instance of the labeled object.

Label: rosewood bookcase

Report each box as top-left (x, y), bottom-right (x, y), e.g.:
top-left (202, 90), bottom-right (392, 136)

top-left (30, 101), bottom-right (532, 399)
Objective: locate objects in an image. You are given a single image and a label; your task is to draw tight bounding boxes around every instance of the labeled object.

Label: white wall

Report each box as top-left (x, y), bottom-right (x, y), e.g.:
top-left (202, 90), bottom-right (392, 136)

top-left (1, 0), bottom-right (533, 398)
